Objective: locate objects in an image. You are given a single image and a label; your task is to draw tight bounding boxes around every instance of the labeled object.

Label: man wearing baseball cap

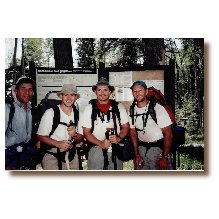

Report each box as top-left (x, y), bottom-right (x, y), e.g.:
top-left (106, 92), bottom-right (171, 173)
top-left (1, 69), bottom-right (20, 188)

top-left (5, 76), bottom-right (37, 170)
top-left (129, 80), bottom-right (173, 170)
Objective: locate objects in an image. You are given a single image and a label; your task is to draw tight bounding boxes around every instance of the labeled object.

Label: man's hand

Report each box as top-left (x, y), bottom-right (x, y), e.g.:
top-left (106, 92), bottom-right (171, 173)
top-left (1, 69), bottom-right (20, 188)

top-left (158, 157), bottom-right (168, 170)
top-left (100, 139), bottom-right (111, 149)
top-left (56, 140), bottom-right (72, 151)
top-left (134, 154), bottom-right (144, 169)
top-left (109, 135), bottom-right (120, 144)
top-left (67, 125), bottom-right (76, 140)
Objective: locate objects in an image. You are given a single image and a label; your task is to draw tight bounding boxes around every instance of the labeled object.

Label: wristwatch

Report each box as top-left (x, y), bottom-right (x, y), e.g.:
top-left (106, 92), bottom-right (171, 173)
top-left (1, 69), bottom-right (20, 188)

top-left (161, 154), bottom-right (169, 159)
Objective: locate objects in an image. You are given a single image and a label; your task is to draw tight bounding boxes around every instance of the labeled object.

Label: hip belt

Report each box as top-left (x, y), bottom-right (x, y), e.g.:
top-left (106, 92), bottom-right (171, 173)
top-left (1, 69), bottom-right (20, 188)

top-left (138, 139), bottom-right (164, 149)
top-left (46, 146), bottom-right (76, 163)
top-left (6, 142), bottom-right (29, 152)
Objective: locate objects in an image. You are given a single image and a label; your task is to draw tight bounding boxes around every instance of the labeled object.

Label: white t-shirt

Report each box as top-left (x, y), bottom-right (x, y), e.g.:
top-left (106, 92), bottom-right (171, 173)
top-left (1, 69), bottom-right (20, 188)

top-left (129, 103), bottom-right (172, 142)
top-left (37, 105), bottom-right (83, 144)
top-left (82, 103), bottom-right (129, 141)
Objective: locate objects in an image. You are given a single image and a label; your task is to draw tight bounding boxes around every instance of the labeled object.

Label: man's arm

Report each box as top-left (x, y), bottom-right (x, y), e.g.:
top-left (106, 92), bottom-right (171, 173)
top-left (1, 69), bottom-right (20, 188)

top-left (130, 128), bottom-right (139, 156)
top-left (5, 104), bottom-right (10, 132)
top-left (118, 122), bottom-right (129, 139)
top-left (110, 122), bottom-right (130, 144)
top-left (72, 133), bottom-right (84, 143)
top-left (36, 135), bottom-right (72, 150)
top-left (130, 127), bottom-right (142, 167)
top-left (159, 125), bottom-right (173, 169)
top-left (161, 125), bottom-right (173, 156)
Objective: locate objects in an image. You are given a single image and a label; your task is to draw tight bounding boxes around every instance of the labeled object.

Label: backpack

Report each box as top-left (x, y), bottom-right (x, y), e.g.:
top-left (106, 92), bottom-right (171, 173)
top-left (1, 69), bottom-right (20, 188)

top-left (5, 99), bottom-right (15, 135)
top-left (129, 86), bottom-right (176, 129)
top-left (146, 87), bottom-right (176, 124)
top-left (88, 99), bottom-right (134, 167)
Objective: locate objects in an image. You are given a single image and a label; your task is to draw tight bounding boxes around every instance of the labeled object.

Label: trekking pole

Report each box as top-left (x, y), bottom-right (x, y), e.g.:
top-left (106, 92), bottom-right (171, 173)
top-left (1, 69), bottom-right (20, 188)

top-left (103, 130), bottom-right (110, 170)
top-left (109, 129), bottom-right (117, 170)
top-left (65, 120), bottom-right (75, 170)
top-left (112, 143), bottom-right (117, 170)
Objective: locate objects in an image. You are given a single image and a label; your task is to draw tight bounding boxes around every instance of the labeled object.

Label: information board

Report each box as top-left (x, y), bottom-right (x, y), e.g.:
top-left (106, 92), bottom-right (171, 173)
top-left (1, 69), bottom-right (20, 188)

top-left (36, 68), bottom-right (98, 113)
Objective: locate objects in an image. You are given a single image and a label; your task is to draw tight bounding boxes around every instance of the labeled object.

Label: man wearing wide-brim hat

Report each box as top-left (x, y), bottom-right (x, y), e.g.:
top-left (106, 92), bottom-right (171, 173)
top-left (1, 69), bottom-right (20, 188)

top-left (83, 77), bottom-right (130, 170)
top-left (37, 84), bottom-right (83, 170)
top-left (91, 77), bottom-right (115, 93)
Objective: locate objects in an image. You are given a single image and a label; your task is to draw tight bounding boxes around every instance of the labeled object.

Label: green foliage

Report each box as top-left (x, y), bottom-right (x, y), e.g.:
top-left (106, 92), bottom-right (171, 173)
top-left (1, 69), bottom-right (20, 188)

top-left (185, 134), bottom-right (204, 144)
top-left (76, 38), bottom-right (96, 68)
top-left (24, 38), bottom-right (44, 67)
top-left (176, 96), bottom-right (200, 135)
top-left (43, 38), bottom-right (54, 67)
top-left (79, 38), bottom-right (164, 68)
top-left (123, 160), bottom-right (134, 170)
top-left (177, 154), bottom-right (203, 170)
top-left (166, 38), bottom-right (204, 144)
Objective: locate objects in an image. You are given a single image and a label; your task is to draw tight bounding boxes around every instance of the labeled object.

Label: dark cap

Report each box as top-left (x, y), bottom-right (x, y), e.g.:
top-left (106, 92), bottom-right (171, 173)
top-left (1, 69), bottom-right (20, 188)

top-left (15, 76), bottom-right (35, 89)
top-left (92, 77), bottom-right (115, 92)
top-left (130, 80), bottom-right (147, 90)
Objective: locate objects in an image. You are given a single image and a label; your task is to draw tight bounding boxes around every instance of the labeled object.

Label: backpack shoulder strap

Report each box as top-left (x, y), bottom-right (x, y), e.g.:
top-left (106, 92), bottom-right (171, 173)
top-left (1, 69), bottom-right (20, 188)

top-left (110, 100), bottom-right (121, 124)
top-left (49, 105), bottom-right (60, 137)
top-left (89, 99), bottom-right (99, 132)
top-left (147, 100), bottom-right (157, 124)
top-left (129, 101), bottom-right (136, 126)
top-left (110, 100), bottom-right (121, 135)
top-left (72, 104), bottom-right (79, 127)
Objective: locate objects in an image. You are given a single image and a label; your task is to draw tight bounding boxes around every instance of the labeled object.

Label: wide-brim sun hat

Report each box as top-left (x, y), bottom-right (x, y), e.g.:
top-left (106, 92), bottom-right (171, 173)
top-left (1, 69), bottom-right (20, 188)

top-left (92, 77), bottom-right (115, 92)
top-left (57, 84), bottom-right (80, 98)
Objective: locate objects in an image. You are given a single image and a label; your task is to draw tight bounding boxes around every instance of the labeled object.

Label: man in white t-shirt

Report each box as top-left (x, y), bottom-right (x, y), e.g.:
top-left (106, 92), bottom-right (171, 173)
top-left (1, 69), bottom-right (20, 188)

top-left (129, 81), bottom-right (173, 170)
top-left (37, 84), bottom-right (83, 170)
top-left (83, 77), bottom-right (129, 170)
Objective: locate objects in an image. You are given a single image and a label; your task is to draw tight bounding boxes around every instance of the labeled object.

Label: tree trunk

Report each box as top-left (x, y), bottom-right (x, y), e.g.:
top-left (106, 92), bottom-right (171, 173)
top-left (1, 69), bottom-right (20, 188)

top-left (21, 38), bottom-right (25, 75)
top-left (142, 38), bottom-right (164, 66)
top-left (53, 38), bottom-right (73, 68)
top-left (12, 38), bottom-right (18, 68)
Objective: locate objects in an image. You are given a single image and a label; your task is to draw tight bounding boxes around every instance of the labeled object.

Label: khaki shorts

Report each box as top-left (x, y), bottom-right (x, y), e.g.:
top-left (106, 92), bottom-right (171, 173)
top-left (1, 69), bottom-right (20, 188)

top-left (42, 152), bottom-right (79, 170)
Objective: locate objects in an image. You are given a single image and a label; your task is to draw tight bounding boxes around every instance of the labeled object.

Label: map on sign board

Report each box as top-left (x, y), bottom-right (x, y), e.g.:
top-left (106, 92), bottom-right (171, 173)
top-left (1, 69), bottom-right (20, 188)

top-left (37, 74), bottom-right (98, 87)
top-left (115, 87), bottom-right (133, 102)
